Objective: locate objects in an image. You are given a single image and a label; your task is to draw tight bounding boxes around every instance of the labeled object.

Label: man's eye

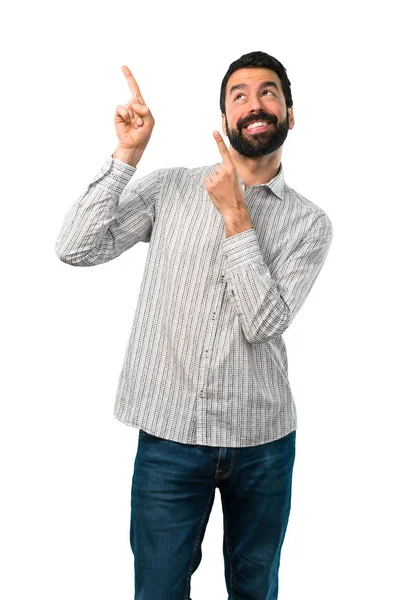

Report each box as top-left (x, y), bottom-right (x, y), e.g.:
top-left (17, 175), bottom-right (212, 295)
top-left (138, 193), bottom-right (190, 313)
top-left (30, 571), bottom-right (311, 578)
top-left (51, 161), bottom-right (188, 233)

top-left (234, 90), bottom-right (271, 101)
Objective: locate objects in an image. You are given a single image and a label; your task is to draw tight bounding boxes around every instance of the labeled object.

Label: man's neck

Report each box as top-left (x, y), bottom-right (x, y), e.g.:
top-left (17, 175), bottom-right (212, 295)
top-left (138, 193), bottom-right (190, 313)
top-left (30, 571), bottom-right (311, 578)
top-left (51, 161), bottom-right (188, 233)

top-left (230, 148), bottom-right (282, 188)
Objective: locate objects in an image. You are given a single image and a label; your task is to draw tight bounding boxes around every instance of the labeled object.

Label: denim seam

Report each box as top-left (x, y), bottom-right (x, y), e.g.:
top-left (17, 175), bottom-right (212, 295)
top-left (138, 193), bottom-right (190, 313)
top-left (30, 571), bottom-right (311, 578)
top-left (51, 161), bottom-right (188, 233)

top-left (221, 491), bottom-right (236, 598)
top-left (184, 484), bottom-right (216, 600)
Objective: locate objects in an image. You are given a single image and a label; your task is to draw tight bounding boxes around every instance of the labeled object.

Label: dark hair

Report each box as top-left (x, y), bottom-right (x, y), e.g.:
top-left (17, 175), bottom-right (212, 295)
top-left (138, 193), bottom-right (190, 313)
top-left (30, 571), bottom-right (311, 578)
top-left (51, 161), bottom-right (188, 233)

top-left (219, 50), bottom-right (293, 116)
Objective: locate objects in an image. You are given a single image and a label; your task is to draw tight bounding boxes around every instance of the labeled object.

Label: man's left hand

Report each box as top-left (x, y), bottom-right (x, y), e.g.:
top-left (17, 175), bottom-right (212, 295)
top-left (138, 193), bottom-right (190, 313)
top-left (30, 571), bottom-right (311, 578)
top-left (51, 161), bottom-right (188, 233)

top-left (204, 131), bottom-right (247, 219)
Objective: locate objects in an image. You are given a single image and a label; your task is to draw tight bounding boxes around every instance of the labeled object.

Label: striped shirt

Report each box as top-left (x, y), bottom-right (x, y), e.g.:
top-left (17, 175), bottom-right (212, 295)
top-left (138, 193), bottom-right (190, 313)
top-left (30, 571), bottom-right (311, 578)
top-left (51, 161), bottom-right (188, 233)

top-left (55, 154), bottom-right (333, 447)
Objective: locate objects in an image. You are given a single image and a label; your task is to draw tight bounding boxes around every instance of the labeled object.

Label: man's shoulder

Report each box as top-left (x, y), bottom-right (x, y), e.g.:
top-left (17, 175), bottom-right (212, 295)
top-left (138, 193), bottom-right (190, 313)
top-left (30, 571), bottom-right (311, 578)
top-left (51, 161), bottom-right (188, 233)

top-left (283, 184), bottom-right (333, 237)
top-left (160, 163), bottom-right (216, 177)
top-left (284, 183), bottom-right (322, 212)
top-left (151, 163), bottom-right (217, 189)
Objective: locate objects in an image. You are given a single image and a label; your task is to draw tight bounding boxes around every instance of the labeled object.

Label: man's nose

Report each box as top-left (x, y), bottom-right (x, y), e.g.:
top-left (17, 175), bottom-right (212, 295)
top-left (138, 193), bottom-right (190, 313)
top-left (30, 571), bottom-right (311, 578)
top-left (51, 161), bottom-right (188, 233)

top-left (247, 95), bottom-right (265, 111)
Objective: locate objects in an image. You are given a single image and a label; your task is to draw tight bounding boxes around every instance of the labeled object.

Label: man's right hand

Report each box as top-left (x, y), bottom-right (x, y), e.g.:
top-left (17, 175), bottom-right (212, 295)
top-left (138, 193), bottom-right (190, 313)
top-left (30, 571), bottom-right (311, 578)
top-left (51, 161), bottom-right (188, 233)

top-left (114, 65), bottom-right (155, 154)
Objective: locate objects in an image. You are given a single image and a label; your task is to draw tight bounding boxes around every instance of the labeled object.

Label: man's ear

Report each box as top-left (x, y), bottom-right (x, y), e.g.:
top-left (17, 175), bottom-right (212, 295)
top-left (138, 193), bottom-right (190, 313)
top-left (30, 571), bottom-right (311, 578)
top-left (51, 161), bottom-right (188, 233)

top-left (288, 106), bottom-right (295, 130)
top-left (221, 113), bottom-right (227, 137)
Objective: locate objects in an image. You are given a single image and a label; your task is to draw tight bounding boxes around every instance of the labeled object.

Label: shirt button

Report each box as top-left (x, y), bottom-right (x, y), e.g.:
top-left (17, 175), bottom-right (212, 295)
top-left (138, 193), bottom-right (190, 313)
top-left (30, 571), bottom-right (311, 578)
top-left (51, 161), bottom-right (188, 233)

top-left (220, 275), bottom-right (225, 283)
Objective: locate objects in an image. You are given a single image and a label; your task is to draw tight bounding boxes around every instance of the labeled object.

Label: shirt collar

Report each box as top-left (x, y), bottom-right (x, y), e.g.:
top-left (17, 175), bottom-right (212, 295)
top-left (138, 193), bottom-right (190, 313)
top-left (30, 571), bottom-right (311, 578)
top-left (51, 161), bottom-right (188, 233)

top-left (239, 162), bottom-right (285, 201)
top-left (214, 162), bottom-right (285, 201)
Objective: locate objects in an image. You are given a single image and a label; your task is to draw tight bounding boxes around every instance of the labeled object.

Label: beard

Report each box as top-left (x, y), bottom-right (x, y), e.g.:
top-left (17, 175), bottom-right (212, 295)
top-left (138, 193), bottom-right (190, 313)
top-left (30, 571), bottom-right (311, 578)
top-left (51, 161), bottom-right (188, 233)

top-left (225, 109), bottom-right (290, 158)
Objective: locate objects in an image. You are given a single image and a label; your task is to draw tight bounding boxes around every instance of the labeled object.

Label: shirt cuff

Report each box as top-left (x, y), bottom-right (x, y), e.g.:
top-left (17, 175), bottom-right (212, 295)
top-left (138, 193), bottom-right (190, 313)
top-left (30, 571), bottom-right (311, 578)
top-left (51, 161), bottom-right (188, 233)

top-left (221, 228), bottom-right (264, 272)
top-left (87, 155), bottom-right (137, 195)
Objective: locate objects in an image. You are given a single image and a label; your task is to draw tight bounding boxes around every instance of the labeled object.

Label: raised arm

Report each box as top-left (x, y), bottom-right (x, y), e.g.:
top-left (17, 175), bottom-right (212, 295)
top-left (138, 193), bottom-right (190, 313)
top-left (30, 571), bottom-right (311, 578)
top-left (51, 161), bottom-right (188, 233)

top-left (55, 65), bottom-right (159, 266)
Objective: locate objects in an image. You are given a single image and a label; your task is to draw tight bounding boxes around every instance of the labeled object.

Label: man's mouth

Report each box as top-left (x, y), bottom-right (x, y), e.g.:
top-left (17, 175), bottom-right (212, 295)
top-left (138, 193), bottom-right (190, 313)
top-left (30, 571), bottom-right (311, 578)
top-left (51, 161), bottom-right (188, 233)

top-left (243, 120), bottom-right (272, 134)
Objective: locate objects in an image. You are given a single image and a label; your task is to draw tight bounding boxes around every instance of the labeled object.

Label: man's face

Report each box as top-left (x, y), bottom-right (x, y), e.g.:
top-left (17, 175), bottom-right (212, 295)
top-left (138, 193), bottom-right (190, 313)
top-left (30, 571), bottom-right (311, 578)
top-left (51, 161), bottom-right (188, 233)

top-left (222, 67), bottom-right (294, 158)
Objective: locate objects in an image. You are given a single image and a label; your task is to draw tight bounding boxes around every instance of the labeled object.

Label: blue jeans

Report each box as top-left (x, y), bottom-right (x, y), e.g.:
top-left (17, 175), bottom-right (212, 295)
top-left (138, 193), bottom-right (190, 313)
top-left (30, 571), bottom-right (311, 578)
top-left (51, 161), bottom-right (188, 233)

top-left (130, 429), bottom-right (296, 600)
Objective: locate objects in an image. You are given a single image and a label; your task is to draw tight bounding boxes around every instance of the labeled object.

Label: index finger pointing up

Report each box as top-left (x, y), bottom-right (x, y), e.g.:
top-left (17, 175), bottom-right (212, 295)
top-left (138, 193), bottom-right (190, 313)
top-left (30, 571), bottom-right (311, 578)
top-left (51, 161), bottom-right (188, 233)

top-left (213, 131), bottom-right (233, 166)
top-left (121, 65), bottom-right (145, 104)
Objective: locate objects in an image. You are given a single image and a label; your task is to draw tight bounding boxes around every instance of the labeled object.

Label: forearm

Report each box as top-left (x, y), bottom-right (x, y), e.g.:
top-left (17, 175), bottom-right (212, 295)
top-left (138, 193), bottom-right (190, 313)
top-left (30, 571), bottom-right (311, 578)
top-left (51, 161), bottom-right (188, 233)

top-left (221, 225), bottom-right (333, 344)
top-left (224, 209), bottom-right (254, 238)
top-left (55, 155), bottom-right (138, 265)
top-left (112, 144), bottom-right (145, 168)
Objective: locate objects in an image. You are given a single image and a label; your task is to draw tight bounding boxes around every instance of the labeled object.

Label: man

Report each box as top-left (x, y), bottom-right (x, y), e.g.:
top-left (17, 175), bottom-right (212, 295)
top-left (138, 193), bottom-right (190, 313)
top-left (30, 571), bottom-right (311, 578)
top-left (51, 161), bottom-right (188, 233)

top-left (55, 51), bottom-right (333, 599)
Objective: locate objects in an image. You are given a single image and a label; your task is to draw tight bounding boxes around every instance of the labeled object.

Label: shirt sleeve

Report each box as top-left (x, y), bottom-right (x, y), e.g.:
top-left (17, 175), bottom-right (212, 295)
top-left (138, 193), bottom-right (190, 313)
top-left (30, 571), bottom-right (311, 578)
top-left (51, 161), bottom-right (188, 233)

top-left (221, 214), bottom-right (333, 344)
top-left (55, 155), bottom-right (164, 266)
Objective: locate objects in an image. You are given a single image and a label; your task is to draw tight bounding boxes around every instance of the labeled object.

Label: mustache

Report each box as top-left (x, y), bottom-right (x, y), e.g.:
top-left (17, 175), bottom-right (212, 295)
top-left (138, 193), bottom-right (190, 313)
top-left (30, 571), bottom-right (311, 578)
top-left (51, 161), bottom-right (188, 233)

top-left (239, 113), bottom-right (277, 129)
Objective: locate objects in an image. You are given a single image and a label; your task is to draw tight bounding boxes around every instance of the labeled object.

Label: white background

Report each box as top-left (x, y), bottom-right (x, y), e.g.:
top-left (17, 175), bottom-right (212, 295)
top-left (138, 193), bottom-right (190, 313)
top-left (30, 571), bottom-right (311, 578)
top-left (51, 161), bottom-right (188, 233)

top-left (1, 0), bottom-right (399, 598)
